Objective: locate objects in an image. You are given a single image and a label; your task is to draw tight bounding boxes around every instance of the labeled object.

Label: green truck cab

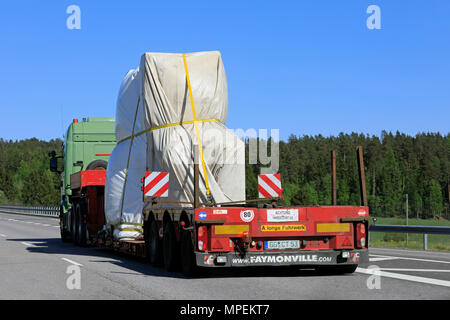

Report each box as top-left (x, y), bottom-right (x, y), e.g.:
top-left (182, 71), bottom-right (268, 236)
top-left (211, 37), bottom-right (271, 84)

top-left (49, 117), bottom-right (116, 241)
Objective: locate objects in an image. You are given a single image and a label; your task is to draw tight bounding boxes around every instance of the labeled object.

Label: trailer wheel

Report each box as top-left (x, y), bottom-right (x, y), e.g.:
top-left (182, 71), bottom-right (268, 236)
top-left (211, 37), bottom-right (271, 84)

top-left (77, 200), bottom-right (88, 247)
top-left (316, 264), bottom-right (358, 275)
top-left (149, 221), bottom-right (163, 266)
top-left (163, 223), bottom-right (179, 271)
top-left (180, 230), bottom-right (198, 277)
top-left (71, 205), bottom-right (79, 245)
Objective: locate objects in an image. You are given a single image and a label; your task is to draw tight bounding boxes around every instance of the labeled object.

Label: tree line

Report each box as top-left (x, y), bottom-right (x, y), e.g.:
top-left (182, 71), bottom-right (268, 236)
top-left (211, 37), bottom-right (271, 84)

top-left (0, 138), bottom-right (62, 206)
top-left (246, 131), bottom-right (449, 220)
top-left (0, 131), bottom-right (448, 219)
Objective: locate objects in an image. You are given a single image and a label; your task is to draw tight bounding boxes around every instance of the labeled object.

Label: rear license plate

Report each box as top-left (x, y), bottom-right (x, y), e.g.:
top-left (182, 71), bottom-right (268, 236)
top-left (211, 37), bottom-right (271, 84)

top-left (264, 240), bottom-right (300, 250)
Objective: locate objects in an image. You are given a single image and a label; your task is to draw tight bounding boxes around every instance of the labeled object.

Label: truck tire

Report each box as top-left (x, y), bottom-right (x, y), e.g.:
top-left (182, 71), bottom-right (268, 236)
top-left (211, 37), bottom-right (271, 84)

top-left (77, 200), bottom-right (88, 247)
top-left (180, 230), bottom-right (198, 277)
top-left (316, 264), bottom-right (358, 275)
top-left (71, 205), bottom-right (79, 245)
top-left (60, 206), bottom-right (71, 243)
top-left (163, 223), bottom-right (179, 271)
top-left (149, 221), bottom-right (163, 266)
top-left (86, 160), bottom-right (108, 171)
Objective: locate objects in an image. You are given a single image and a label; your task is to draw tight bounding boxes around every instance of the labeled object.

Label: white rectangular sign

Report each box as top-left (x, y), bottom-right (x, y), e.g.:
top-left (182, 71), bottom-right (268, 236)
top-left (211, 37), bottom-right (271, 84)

top-left (267, 209), bottom-right (299, 222)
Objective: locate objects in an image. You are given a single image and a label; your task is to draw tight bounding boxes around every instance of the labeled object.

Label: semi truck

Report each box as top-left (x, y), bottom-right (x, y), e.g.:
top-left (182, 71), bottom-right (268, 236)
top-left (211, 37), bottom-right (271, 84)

top-left (49, 117), bottom-right (116, 244)
top-left (49, 117), bottom-right (369, 276)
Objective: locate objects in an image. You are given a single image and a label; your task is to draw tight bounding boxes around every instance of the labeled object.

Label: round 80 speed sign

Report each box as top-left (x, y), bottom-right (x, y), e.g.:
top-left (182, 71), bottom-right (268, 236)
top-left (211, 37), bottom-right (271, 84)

top-left (240, 210), bottom-right (255, 222)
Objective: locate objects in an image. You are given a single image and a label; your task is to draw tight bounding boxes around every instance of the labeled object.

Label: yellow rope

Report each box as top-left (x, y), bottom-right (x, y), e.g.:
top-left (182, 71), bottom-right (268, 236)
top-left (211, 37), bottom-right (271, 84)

top-left (182, 53), bottom-right (211, 196)
top-left (116, 54), bottom-right (215, 198)
top-left (119, 97), bottom-right (140, 221)
top-left (116, 118), bottom-right (220, 145)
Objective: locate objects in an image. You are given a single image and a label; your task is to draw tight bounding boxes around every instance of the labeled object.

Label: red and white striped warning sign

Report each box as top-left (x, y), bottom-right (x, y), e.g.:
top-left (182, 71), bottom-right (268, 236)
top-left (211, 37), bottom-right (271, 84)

top-left (144, 171), bottom-right (169, 198)
top-left (258, 173), bottom-right (282, 198)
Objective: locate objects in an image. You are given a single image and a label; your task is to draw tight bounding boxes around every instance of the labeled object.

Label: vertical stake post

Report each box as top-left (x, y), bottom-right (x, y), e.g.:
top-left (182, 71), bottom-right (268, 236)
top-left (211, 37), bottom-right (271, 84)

top-left (356, 146), bottom-right (368, 207)
top-left (331, 150), bottom-right (337, 205)
top-left (406, 194), bottom-right (409, 247)
top-left (194, 144), bottom-right (200, 209)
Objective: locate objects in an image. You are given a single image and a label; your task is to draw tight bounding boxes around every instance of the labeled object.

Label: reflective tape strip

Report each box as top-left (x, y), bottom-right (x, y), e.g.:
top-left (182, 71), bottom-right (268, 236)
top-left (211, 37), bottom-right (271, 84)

top-left (316, 223), bottom-right (350, 233)
top-left (144, 171), bottom-right (169, 197)
top-left (258, 174), bottom-right (282, 198)
top-left (214, 225), bottom-right (249, 235)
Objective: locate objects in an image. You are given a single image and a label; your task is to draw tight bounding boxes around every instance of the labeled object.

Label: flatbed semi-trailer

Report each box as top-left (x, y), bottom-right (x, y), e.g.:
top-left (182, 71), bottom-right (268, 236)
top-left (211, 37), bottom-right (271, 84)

top-left (56, 168), bottom-right (369, 276)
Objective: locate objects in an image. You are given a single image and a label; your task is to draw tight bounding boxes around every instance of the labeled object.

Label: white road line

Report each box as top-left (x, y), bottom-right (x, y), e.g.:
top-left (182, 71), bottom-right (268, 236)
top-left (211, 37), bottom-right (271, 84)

top-left (21, 242), bottom-right (35, 247)
top-left (369, 257), bottom-right (399, 262)
top-left (61, 258), bottom-right (83, 267)
top-left (379, 268), bottom-right (450, 273)
top-left (0, 233), bottom-right (7, 237)
top-left (369, 254), bottom-right (450, 265)
top-left (356, 267), bottom-right (450, 288)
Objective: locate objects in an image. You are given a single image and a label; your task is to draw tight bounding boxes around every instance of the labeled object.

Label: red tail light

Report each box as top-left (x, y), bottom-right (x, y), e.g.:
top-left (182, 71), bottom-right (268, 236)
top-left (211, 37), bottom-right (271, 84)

top-left (241, 231), bottom-right (250, 243)
top-left (356, 223), bottom-right (366, 248)
top-left (197, 226), bottom-right (208, 251)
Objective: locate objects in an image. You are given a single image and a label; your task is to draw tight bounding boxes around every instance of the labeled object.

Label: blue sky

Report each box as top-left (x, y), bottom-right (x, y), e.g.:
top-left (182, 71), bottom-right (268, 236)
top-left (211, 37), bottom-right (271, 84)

top-left (0, 0), bottom-right (449, 141)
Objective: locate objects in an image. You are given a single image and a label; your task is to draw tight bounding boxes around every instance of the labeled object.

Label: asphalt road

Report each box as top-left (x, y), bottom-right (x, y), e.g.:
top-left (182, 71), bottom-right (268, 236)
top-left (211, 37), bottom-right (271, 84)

top-left (0, 211), bottom-right (449, 300)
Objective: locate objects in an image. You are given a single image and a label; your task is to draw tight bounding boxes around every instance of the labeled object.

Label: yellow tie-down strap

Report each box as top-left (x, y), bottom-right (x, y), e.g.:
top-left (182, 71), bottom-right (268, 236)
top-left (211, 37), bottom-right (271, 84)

top-left (116, 222), bottom-right (144, 233)
top-left (182, 53), bottom-right (211, 196)
top-left (117, 118), bottom-right (220, 145)
top-left (117, 54), bottom-right (214, 197)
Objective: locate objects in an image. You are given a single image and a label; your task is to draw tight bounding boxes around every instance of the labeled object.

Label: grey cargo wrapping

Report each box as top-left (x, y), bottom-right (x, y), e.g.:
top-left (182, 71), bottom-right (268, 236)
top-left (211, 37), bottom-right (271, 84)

top-left (105, 51), bottom-right (245, 239)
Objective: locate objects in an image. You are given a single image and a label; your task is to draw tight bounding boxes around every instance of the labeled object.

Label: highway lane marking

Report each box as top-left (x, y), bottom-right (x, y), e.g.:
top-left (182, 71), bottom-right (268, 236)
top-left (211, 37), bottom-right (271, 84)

top-left (1, 218), bottom-right (58, 227)
top-left (379, 268), bottom-right (450, 273)
top-left (356, 267), bottom-right (450, 288)
top-left (370, 254), bottom-right (450, 265)
top-left (369, 256), bottom-right (399, 262)
top-left (61, 258), bottom-right (83, 267)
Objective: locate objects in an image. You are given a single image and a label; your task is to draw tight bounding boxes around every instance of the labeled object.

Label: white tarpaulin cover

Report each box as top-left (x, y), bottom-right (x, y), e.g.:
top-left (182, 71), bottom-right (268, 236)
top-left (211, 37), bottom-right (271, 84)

top-left (105, 51), bottom-right (245, 239)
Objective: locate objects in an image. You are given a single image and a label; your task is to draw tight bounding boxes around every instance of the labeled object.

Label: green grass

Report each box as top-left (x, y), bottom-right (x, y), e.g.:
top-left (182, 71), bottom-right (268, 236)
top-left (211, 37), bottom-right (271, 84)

top-left (369, 217), bottom-right (450, 251)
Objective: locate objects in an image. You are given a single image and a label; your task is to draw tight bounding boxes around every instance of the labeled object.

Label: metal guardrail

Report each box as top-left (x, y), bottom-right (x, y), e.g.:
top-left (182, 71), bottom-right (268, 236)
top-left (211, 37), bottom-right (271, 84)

top-left (0, 205), bottom-right (59, 218)
top-left (369, 224), bottom-right (450, 250)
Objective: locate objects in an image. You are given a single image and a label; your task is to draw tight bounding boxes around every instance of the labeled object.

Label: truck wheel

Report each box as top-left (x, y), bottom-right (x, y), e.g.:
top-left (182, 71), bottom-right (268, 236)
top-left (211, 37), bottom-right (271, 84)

top-left (316, 264), bottom-right (358, 275)
top-left (71, 205), bottom-right (79, 245)
top-left (77, 200), bottom-right (88, 247)
top-left (180, 230), bottom-right (198, 277)
top-left (163, 222), bottom-right (179, 271)
top-left (60, 206), bottom-right (71, 243)
top-left (86, 160), bottom-right (108, 171)
top-left (149, 221), bottom-right (163, 267)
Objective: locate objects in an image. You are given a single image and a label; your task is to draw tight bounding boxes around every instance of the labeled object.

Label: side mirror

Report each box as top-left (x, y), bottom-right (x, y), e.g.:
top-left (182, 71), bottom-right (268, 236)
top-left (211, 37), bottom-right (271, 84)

top-left (50, 157), bottom-right (58, 172)
top-left (49, 150), bottom-right (63, 173)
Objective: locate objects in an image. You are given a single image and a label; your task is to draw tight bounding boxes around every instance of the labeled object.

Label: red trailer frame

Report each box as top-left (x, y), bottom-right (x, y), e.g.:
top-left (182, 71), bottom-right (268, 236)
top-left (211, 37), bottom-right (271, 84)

top-left (64, 147), bottom-right (369, 276)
